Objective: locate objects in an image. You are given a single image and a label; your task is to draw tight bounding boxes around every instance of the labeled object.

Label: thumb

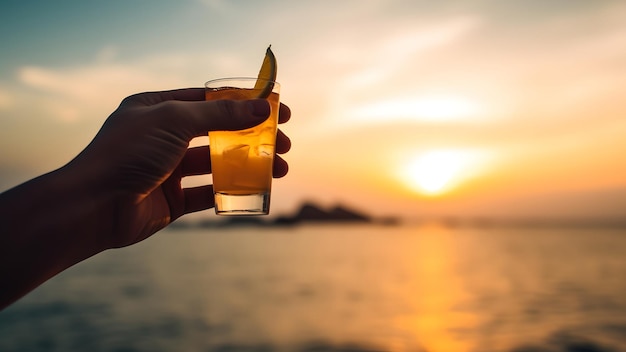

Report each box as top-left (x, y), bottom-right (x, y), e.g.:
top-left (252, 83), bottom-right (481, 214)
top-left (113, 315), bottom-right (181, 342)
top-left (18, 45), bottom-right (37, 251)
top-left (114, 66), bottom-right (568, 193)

top-left (182, 99), bottom-right (270, 137)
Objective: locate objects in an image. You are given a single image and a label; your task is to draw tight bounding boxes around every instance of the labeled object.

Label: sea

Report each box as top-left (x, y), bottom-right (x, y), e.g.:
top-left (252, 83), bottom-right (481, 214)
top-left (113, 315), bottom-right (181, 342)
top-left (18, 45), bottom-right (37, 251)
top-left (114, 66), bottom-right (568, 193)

top-left (1, 223), bottom-right (625, 352)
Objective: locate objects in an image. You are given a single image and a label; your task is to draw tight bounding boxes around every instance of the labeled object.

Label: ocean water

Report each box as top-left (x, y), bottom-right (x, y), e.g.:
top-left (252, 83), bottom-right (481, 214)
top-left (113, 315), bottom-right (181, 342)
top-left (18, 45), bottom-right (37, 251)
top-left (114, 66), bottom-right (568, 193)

top-left (1, 223), bottom-right (626, 352)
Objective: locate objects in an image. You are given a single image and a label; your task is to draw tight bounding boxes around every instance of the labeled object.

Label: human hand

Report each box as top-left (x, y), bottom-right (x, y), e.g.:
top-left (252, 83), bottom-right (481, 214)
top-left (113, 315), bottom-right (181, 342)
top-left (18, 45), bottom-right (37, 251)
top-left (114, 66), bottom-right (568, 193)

top-left (69, 88), bottom-right (291, 249)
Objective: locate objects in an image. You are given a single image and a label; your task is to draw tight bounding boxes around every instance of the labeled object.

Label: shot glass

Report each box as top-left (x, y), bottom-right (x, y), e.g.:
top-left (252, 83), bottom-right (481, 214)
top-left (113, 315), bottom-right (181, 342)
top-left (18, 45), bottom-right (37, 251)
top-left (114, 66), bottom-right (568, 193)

top-left (205, 77), bottom-right (280, 215)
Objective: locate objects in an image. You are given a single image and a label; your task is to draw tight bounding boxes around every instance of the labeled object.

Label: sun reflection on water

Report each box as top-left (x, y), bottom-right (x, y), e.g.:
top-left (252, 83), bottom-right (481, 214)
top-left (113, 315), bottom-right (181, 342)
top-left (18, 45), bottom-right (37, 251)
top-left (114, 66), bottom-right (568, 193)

top-left (391, 223), bottom-right (480, 352)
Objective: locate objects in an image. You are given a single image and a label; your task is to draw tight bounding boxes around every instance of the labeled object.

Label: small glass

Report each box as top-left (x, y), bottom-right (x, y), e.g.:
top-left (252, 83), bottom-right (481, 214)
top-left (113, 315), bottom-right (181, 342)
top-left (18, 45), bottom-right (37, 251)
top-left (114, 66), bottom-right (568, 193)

top-left (205, 77), bottom-right (280, 215)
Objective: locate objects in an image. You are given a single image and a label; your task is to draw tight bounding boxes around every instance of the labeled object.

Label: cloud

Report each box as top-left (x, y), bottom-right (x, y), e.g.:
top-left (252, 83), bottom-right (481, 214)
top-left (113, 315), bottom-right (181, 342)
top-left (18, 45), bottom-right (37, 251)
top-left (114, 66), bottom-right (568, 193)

top-left (330, 16), bottom-right (477, 88)
top-left (0, 86), bottom-right (13, 110)
top-left (348, 95), bottom-right (484, 125)
top-left (196, 0), bottom-right (231, 12)
top-left (14, 50), bottom-right (236, 122)
top-left (302, 16), bottom-right (482, 133)
top-left (94, 45), bottom-right (120, 63)
top-left (17, 64), bottom-right (161, 121)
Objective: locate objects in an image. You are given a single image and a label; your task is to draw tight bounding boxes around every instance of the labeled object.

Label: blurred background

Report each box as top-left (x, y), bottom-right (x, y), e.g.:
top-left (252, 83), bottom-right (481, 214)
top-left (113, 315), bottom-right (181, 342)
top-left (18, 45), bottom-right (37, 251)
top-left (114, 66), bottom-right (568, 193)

top-left (1, 1), bottom-right (626, 351)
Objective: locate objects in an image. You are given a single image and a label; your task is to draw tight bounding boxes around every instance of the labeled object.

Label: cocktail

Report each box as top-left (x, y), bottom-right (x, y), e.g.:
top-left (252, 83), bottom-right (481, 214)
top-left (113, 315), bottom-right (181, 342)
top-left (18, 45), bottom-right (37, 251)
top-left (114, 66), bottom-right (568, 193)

top-left (205, 77), bottom-right (280, 215)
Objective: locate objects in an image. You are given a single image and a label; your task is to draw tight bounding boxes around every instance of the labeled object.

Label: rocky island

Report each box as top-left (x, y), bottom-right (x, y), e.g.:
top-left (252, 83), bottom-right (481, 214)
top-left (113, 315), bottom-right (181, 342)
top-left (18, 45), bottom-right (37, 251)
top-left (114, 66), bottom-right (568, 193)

top-left (174, 202), bottom-right (398, 229)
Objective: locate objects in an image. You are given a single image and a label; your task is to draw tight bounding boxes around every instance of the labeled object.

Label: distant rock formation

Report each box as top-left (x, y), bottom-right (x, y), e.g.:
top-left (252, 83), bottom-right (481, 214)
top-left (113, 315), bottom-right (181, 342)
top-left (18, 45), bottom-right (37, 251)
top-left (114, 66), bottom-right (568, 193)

top-left (170, 201), bottom-right (400, 229)
top-left (273, 202), bottom-right (372, 225)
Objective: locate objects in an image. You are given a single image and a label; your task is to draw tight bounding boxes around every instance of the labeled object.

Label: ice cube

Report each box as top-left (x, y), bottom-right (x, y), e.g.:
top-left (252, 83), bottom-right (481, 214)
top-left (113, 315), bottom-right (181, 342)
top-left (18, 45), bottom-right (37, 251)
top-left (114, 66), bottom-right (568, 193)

top-left (256, 144), bottom-right (275, 158)
top-left (223, 144), bottom-right (250, 167)
top-left (238, 128), bottom-right (256, 136)
top-left (231, 157), bottom-right (272, 190)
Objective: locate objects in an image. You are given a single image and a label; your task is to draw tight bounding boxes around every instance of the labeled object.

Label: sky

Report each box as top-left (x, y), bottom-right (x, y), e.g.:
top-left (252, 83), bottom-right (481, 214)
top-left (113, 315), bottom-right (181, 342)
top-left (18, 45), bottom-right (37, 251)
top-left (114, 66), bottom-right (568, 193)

top-left (1, 0), bottom-right (625, 220)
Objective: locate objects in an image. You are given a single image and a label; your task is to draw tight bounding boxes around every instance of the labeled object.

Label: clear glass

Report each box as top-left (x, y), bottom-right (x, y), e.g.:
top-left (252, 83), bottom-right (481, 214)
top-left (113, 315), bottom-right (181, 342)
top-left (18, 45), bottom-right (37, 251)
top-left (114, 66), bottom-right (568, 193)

top-left (205, 77), bottom-right (280, 215)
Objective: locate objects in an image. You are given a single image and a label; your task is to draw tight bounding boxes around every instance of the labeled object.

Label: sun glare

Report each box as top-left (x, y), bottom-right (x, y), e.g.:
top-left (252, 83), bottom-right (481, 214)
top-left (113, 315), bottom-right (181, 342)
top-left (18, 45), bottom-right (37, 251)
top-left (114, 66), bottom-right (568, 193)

top-left (401, 150), bottom-right (484, 196)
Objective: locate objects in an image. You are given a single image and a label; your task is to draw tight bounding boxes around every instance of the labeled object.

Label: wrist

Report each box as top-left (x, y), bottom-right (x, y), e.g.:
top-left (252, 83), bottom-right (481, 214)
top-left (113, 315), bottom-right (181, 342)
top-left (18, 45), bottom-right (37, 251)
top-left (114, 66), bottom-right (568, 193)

top-left (59, 159), bottom-right (118, 252)
top-left (0, 164), bottom-right (112, 308)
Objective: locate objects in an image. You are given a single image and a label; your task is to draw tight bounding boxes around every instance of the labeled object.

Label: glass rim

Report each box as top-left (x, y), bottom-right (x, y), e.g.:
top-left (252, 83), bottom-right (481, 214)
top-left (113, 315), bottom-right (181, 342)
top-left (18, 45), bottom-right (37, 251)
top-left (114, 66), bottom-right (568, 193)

top-left (204, 77), bottom-right (280, 88)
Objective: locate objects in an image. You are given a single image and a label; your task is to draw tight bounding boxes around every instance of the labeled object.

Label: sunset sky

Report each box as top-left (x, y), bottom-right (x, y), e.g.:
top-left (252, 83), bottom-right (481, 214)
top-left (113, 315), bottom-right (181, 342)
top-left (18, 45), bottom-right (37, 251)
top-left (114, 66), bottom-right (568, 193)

top-left (1, 0), bottom-right (625, 220)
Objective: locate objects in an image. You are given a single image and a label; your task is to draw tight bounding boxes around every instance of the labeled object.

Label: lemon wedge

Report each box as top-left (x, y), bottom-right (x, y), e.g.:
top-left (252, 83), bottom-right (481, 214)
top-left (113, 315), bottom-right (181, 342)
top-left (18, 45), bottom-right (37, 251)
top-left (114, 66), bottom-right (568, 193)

top-left (254, 45), bottom-right (277, 98)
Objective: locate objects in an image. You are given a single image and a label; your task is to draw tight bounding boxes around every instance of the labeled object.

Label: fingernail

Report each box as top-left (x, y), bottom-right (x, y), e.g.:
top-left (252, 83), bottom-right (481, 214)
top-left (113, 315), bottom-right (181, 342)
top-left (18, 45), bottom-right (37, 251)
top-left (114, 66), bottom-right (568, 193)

top-left (247, 99), bottom-right (270, 118)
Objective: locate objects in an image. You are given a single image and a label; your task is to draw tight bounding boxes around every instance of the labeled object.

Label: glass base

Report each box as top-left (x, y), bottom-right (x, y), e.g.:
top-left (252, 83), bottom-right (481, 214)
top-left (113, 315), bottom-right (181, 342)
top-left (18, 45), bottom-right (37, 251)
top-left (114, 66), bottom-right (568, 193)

top-left (214, 192), bottom-right (270, 216)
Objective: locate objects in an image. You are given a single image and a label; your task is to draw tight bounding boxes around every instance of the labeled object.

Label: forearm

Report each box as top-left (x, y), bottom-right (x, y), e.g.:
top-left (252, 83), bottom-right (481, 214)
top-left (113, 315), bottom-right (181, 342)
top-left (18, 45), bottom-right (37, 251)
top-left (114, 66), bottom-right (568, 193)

top-left (0, 164), bottom-right (111, 310)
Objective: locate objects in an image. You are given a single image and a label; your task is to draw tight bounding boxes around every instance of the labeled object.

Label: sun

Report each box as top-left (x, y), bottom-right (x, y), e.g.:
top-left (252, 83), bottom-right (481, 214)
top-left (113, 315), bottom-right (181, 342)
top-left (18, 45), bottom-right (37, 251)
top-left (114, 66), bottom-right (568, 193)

top-left (401, 150), bottom-right (483, 196)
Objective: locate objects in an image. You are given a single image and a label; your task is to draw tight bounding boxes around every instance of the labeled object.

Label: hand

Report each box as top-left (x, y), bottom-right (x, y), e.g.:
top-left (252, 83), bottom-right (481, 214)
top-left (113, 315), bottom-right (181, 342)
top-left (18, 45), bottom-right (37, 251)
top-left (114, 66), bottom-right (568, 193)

top-left (69, 88), bottom-right (291, 249)
top-left (0, 87), bottom-right (291, 310)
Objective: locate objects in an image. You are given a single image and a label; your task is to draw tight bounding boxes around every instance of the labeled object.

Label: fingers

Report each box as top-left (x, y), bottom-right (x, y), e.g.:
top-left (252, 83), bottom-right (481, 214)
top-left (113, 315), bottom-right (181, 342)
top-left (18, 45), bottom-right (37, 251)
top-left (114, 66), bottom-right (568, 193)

top-left (180, 161), bottom-right (287, 217)
top-left (156, 88), bottom-right (206, 101)
top-left (123, 88), bottom-right (290, 120)
top-left (278, 103), bottom-right (291, 124)
top-left (155, 99), bottom-right (271, 138)
top-left (276, 129), bottom-right (291, 154)
top-left (181, 143), bottom-right (288, 178)
top-left (121, 88), bottom-right (206, 107)
top-left (196, 99), bottom-right (271, 133)
top-left (183, 185), bottom-right (215, 215)
top-left (123, 88), bottom-right (290, 141)
top-left (273, 155), bottom-right (289, 178)
top-left (178, 151), bottom-right (288, 217)
top-left (180, 154), bottom-right (287, 215)
top-left (181, 146), bottom-right (211, 176)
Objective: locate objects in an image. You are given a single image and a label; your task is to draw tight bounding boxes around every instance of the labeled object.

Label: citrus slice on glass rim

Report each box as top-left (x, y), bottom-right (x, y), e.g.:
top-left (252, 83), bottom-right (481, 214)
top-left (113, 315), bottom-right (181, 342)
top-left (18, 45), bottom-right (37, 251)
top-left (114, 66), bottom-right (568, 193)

top-left (254, 45), bottom-right (277, 98)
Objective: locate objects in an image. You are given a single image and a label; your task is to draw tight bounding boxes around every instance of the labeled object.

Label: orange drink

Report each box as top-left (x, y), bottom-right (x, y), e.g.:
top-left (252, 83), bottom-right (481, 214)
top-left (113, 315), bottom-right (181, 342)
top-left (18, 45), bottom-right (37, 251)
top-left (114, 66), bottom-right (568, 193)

top-left (205, 78), bottom-right (280, 215)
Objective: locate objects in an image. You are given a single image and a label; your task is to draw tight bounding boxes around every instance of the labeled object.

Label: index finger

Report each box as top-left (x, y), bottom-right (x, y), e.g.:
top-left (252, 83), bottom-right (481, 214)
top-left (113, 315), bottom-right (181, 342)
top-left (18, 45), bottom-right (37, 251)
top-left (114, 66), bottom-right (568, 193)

top-left (121, 88), bottom-right (205, 107)
top-left (122, 88), bottom-right (291, 124)
top-left (157, 87), bottom-right (206, 101)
